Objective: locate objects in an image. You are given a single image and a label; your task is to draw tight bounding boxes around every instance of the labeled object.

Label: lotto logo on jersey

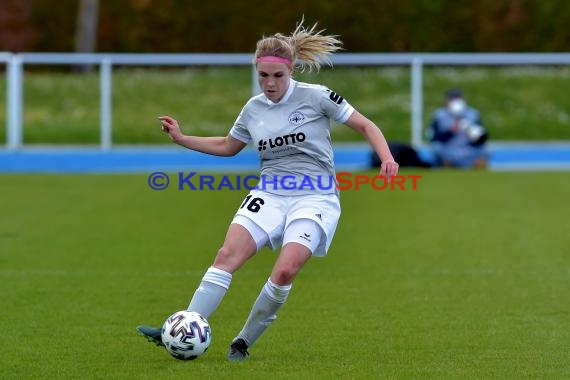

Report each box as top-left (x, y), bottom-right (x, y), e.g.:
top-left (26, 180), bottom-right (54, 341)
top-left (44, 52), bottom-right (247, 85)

top-left (258, 132), bottom-right (306, 151)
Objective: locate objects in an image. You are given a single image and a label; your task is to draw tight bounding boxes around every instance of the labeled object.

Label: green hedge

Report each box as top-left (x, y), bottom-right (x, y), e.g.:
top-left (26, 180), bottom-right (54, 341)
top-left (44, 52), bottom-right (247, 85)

top-left (4, 0), bottom-right (570, 53)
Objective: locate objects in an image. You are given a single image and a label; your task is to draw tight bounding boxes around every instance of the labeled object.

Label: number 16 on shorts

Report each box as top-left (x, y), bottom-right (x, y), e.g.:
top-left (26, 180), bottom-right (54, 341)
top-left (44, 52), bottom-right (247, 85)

top-left (239, 194), bottom-right (265, 213)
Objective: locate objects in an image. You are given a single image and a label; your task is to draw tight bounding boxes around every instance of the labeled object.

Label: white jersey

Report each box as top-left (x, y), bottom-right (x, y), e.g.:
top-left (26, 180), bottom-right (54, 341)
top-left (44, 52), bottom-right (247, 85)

top-left (229, 79), bottom-right (354, 195)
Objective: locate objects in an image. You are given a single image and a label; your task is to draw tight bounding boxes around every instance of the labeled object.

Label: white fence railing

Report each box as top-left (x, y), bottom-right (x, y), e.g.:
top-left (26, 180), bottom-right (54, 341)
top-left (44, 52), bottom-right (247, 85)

top-left (3, 52), bottom-right (570, 151)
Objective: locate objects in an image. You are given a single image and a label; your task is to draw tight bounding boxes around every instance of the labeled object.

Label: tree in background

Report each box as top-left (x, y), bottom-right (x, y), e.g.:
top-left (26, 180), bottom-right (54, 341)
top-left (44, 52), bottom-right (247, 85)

top-left (74, 0), bottom-right (99, 72)
top-left (75, 0), bottom-right (99, 54)
top-left (1, 0), bottom-right (569, 53)
top-left (0, 0), bottom-right (36, 52)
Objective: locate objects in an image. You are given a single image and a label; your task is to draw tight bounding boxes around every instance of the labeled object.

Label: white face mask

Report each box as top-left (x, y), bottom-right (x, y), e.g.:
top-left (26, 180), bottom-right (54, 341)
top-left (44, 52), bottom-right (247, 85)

top-left (448, 99), bottom-right (466, 116)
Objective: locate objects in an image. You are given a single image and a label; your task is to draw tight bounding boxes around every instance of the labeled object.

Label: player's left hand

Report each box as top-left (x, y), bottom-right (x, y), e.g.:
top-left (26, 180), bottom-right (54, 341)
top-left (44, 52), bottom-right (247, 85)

top-left (380, 160), bottom-right (399, 180)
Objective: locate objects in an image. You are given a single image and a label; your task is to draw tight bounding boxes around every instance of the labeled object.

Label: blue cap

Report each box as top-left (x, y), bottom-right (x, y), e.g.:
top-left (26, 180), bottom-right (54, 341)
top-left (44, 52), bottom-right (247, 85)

top-left (446, 88), bottom-right (463, 99)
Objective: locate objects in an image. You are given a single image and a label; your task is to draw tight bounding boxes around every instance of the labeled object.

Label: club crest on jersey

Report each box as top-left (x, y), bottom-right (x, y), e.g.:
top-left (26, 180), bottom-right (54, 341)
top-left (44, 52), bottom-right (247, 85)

top-left (288, 111), bottom-right (305, 126)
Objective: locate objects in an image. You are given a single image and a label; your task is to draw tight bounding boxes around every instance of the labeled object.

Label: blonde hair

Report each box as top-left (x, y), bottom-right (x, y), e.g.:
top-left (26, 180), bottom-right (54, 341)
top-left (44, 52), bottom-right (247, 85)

top-left (254, 18), bottom-right (343, 72)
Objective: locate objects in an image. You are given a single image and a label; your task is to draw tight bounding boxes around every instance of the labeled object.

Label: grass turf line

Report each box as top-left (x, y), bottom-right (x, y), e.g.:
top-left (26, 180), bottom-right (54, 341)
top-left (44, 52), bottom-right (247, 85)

top-left (0, 66), bottom-right (569, 145)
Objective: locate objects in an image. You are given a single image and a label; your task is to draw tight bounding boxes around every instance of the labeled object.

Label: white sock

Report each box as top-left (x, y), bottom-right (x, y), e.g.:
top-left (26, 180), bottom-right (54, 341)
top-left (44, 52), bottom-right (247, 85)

top-left (236, 279), bottom-right (292, 347)
top-left (187, 266), bottom-right (232, 319)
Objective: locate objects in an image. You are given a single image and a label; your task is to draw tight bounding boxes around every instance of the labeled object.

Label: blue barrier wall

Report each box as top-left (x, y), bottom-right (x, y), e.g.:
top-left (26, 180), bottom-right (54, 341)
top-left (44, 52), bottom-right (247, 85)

top-left (1, 143), bottom-right (569, 173)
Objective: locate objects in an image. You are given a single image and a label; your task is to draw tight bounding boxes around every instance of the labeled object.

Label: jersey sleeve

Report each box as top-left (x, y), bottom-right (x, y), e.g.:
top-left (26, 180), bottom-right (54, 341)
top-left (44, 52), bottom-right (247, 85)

top-left (319, 86), bottom-right (355, 123)
top-left (229, 107), bottom-right (251, 144)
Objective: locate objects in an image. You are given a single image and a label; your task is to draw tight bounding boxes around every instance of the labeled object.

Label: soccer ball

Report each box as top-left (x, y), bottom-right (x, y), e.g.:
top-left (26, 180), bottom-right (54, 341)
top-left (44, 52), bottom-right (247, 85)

top-left (161, 311), bottom-right (212, 360)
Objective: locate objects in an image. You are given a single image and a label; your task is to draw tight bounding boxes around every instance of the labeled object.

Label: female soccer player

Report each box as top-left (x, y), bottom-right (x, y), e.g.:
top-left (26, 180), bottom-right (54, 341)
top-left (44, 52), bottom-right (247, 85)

top-left (138, 19), bottom-right (399, 361)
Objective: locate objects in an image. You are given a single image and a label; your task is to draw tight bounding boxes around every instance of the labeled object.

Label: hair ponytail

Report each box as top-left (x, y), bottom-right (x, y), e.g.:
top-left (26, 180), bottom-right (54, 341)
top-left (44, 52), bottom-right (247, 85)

top-left (255, 18), bottom-right (343, 72)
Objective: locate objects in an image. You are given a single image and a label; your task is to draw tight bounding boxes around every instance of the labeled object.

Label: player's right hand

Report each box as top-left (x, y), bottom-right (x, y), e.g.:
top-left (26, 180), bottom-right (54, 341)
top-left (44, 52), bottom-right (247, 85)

top-left (158, 115), bottom-right (183, 142)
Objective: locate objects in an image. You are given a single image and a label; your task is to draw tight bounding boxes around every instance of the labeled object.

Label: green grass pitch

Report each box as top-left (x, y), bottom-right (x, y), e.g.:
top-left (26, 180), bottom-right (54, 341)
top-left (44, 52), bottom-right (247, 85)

top-left (1, 170), bottom-right (569, 379)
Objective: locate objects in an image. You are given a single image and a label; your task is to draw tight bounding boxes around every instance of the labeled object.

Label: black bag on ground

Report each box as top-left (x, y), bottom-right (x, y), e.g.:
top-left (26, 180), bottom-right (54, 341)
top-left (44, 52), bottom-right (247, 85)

top-left (370, 142), bottom-right (432, 168)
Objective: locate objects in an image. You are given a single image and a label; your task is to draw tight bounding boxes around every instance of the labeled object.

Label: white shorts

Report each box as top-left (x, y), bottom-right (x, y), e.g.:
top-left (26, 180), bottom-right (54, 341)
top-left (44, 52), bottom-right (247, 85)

top-left (231, 190), bottom-right (341, 257)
